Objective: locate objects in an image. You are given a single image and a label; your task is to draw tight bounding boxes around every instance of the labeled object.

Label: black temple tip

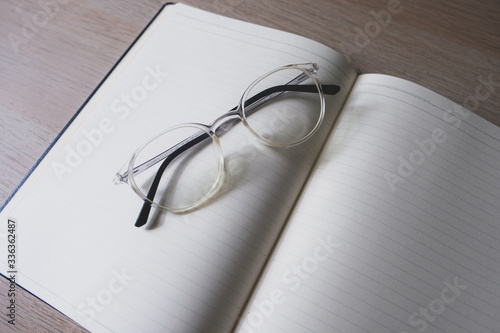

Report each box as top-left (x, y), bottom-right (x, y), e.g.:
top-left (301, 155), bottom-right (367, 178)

top-left (135, 202), bottom-right (152, 227)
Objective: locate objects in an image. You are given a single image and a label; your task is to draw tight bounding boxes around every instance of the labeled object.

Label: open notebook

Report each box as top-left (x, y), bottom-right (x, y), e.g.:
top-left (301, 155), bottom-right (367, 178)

top-left (1, 3), bottom-right (499, 333)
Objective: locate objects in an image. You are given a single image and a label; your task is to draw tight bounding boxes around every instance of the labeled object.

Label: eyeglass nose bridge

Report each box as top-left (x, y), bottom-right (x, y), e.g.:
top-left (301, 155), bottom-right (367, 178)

top-left (209, 108), bottom-right (243, 137)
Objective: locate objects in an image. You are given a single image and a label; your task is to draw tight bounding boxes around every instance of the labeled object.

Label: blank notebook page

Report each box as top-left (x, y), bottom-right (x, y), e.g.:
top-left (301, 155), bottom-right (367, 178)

top-left (237, 74), bottom-right (500, 333)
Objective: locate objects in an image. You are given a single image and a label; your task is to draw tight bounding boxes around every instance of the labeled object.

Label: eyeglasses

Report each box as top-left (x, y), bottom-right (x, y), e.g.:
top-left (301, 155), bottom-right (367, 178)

top-left (114, 63), bottom-right (340, 227)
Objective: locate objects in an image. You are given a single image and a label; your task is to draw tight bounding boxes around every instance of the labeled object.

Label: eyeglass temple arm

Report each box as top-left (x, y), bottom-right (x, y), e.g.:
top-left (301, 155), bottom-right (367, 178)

top-left (242, 84), bottom-right (340, 118)
top-left (134, 83), bottom-right (340, 227)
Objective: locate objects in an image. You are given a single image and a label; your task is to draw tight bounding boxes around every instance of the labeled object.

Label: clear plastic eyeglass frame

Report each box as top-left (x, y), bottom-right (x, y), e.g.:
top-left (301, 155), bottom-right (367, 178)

top-left (114, 63), bottom-right (340, 227)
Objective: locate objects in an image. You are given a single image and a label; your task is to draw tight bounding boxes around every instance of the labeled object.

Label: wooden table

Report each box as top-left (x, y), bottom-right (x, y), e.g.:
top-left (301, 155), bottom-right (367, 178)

top-left (1, 0), bottom-right (499, 331)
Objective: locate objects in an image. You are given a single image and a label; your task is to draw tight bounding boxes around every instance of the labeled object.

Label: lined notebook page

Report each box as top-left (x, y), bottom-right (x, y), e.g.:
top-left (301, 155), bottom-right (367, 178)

top-left (0, 4), bottom-right (357, 333)
top-left (236, 74), bottom-right (500, 332)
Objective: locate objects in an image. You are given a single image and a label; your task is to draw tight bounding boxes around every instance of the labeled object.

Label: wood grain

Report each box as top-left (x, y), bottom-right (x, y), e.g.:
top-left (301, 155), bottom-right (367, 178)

top-left (0, 0), bottom-right (498, 331)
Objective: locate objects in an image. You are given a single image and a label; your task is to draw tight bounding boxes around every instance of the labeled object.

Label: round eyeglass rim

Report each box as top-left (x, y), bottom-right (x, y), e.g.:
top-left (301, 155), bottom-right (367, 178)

top-left (239, 63), bottom-right (326, 148)
top-left (127, 123), bottom-right (226, 213)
